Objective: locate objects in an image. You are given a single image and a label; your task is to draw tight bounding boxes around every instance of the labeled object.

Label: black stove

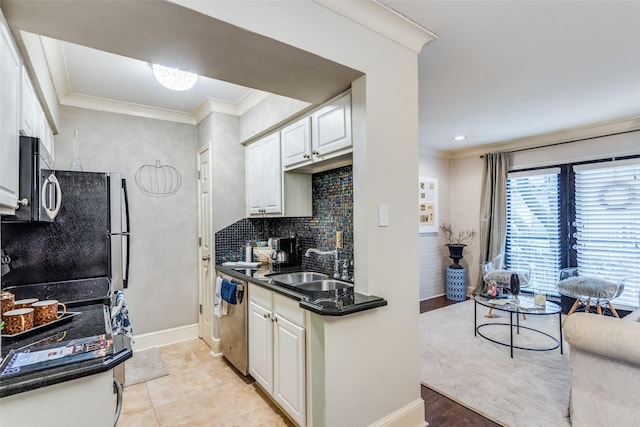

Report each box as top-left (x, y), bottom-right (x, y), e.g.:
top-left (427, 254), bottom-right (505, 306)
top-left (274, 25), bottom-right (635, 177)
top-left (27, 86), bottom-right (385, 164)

top-left (1, 277), bottom-right (112, 358)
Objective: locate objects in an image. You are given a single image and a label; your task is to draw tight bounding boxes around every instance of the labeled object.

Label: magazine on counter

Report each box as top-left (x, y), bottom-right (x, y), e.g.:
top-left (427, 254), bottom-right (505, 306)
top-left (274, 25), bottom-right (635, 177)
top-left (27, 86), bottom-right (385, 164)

top-left (0, 334), bottom-right (113, 378)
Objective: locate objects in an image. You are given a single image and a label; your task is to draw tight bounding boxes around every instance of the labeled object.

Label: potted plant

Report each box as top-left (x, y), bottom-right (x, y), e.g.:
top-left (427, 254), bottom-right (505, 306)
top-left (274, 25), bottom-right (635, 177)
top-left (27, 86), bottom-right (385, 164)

top-left (440, 223), bottom-right (477, 268)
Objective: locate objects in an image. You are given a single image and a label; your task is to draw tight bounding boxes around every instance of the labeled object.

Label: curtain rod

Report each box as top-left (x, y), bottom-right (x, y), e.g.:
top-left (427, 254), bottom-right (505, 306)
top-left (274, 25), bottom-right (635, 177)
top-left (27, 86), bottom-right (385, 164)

top-left (479, 129), bottom-right (640, 158)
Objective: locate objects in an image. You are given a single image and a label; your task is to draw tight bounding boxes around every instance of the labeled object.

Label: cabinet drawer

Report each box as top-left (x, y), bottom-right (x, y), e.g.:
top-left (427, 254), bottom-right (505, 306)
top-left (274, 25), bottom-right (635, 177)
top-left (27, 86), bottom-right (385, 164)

top-left (249, 283), bottom-right (273, 310)
top-left (274, 293), bottom-right (304, 326)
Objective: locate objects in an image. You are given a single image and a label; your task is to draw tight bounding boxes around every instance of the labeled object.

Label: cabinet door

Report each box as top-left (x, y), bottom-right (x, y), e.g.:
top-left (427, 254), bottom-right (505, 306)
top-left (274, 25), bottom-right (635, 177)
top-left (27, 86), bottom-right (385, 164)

top-left (260, 133), bottom-right (282, 214)
top-left (246, 133), bottom-right (282, 216)
top-left (282, 117), bottom-right (311, 168)
top-left (273, 314), bottom-right (306, 426)
top-left (0, 15), bottom-right (20, 211)
top-left (312, 93), bottom-right (352, 158)
top-left (248, 301), bottom-right (274, 394)
top-left (20, 67), bottom-right (34, 137)
top-left (246, 141), bottom-right (264, 214)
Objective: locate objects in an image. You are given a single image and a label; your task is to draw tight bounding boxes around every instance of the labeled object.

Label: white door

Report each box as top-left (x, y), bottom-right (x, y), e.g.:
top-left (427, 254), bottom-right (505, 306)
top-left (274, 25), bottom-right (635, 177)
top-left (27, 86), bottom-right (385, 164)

top-left (197, 146), bottom-right (215, 350)
top-left (274, 314), bottom-right (306, 426)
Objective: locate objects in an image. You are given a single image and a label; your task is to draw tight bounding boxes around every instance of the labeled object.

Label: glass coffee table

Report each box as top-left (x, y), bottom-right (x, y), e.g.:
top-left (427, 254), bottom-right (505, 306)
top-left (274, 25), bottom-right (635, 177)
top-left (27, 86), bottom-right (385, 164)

top-left (474, 295), bottom-right (563, 358)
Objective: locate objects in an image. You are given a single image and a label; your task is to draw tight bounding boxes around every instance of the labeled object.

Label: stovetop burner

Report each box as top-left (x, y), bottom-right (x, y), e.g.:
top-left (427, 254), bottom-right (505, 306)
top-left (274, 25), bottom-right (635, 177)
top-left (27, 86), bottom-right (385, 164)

top-left (1, 277), bottom-right (112, 358)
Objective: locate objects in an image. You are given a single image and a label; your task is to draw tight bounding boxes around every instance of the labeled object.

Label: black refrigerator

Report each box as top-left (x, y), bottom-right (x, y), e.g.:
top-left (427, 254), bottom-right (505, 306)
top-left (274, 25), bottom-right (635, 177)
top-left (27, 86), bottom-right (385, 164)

top-left (1, 170), bottom-right (130, 291)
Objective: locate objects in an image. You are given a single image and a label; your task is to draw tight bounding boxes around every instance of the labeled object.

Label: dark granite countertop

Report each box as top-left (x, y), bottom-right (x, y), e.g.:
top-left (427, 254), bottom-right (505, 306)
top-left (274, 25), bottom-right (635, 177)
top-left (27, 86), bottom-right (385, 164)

top-left (0, 280), bottom-right (132, 398)
top-left (217, 265), bottom-right (387, 316)
top-left (0, 334), bottom-right (132, 398)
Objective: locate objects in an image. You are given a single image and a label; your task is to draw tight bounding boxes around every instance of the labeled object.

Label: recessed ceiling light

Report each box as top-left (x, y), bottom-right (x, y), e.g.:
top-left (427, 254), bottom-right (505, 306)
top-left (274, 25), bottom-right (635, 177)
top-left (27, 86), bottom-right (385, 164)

top-left (152, 64), bottom-right (198, 91)
top-left (453, 135), bottom-right (467, 141)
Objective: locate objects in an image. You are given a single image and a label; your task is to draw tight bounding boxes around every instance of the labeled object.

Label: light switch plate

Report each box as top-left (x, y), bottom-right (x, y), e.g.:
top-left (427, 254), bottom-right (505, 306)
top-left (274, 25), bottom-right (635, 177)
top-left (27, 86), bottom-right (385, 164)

top-left (378, 204), bottom-right (389, 227)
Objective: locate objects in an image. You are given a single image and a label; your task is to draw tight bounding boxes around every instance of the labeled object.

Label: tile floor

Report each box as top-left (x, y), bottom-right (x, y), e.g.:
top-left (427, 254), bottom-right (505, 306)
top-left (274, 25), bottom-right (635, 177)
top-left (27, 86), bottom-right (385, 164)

top-left (116, 339), bottom-right (295, 426)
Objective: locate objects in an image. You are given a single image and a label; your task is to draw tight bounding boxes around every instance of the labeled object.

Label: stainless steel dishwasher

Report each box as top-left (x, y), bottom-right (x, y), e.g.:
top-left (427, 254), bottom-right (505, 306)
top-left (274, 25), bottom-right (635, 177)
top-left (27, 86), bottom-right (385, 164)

top-left (218, 272), bottom-right (248, 375)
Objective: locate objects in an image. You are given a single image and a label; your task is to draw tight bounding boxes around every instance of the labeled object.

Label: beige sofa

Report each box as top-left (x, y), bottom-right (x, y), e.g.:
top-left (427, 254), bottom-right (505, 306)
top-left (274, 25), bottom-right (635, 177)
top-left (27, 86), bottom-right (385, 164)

top-left (564, 309), bottom-right (640, 427)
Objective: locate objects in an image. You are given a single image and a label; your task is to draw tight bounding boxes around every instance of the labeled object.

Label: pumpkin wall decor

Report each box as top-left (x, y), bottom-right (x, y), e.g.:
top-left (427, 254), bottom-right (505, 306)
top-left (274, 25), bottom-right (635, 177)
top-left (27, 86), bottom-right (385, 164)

top-left (135, 160), bottom-right (182, 197)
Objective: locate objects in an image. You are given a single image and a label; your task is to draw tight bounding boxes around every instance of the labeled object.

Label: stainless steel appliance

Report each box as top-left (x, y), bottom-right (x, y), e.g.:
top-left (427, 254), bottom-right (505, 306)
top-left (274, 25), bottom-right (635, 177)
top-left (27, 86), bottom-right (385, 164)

top-left (270, 236), bottom-right (299, 268)
top-left (218, 272), bottom-right (248, 375)
top-left (4, 136), bottom-right (61, 222)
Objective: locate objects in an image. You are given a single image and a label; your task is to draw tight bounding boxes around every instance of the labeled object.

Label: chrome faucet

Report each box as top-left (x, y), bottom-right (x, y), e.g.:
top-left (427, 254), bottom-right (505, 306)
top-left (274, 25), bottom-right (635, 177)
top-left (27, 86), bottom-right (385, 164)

top-left (305, 248), bottom-right (340, 278)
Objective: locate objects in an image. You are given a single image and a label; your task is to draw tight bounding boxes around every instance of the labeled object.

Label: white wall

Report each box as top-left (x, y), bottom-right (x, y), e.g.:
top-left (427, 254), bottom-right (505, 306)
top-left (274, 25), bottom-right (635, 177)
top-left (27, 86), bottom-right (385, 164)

top-left (55, 106), bottom-right (199, 335)
top-left (172, 1), bottom-right (425, 425)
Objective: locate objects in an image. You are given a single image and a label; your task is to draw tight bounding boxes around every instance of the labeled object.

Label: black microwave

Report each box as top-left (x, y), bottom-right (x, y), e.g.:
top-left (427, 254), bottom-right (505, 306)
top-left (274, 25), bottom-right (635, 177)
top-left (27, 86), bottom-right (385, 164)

top-left (2, 136), bottom-right (61, 222)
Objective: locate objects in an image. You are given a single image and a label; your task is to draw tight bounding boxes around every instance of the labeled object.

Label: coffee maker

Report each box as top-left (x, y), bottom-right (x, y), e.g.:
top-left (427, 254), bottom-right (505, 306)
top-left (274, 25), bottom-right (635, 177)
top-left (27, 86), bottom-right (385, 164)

top-left (270, 237), bottom-right (299, 268)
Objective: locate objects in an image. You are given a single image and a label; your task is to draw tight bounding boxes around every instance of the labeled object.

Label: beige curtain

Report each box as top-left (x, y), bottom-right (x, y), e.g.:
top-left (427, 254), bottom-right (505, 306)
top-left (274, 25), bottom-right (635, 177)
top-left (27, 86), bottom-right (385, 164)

top-left (474, 152), bottom-right (509, 295)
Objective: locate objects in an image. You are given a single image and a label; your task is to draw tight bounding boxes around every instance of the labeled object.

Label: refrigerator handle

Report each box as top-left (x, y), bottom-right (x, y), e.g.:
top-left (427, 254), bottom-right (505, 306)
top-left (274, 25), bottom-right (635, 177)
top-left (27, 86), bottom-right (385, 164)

top-left (122, 178), bottom-right (131, 289)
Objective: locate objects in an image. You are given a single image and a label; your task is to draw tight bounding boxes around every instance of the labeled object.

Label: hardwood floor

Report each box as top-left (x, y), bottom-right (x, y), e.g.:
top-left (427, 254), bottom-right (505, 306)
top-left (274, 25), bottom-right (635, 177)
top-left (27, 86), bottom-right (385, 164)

top-left (420, 296), bottom-right (501, 427)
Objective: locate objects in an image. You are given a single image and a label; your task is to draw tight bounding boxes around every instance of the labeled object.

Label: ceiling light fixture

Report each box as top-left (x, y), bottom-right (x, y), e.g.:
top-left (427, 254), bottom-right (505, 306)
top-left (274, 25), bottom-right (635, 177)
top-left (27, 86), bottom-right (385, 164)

top-left (152, 64), bottom-right (198, 91)
top-left (453, 135), bottom-right (467, 141)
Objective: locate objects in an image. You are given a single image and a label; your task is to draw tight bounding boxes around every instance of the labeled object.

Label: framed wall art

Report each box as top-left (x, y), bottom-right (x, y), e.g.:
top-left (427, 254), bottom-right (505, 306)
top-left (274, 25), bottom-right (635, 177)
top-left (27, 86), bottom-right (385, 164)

top-left (419, 177), bottom-right (438, 233)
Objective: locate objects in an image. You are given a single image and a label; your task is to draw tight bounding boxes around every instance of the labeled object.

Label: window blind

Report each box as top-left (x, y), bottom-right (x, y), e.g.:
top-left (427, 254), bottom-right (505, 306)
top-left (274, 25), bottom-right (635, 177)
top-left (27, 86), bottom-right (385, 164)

top-left (506, 169), bottom-right (562, 294)
top-left (574, 160), bottom-right (640, 309)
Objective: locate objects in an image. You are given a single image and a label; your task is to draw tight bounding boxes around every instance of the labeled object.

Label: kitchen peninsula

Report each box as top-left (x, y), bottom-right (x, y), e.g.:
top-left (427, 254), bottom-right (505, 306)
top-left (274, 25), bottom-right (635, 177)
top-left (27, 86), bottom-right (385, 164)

top-left (217, 263), bottom-right (386, 425)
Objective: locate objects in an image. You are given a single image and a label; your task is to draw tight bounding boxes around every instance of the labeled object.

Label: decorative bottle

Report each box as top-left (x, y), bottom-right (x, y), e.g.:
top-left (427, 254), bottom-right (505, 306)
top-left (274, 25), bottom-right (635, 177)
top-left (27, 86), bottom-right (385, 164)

top-left (69, 130), bottom-right (84, 171)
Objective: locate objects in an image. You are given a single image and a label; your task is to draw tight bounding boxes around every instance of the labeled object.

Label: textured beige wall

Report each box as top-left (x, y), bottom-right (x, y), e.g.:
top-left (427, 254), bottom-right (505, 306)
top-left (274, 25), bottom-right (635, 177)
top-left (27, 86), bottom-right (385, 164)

top-left (238, 93), bottom-right (310, 143)
top-left (197, 111), bottom-right (245, 232)
top-left (419, 153), bottom-right (450, 299)
top-left (55, 106), bottom-right (199, 335)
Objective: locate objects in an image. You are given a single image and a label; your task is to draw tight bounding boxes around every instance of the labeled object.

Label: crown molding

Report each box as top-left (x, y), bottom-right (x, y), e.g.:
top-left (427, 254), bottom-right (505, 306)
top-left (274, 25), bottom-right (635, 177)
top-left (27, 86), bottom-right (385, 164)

top-left (60, 92), bottom-right (197, 124)
top-left (39, 35), bottom-right (269, 125)
top-left (313, 0), bottom-right (437, 53)
top-left (446, 115), bottom-right (640, 159)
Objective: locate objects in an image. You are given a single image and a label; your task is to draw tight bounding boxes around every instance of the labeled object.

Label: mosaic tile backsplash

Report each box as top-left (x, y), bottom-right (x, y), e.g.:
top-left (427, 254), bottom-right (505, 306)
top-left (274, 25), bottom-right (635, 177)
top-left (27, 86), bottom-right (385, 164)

top-left (215, 165), bottom-right (353, 277)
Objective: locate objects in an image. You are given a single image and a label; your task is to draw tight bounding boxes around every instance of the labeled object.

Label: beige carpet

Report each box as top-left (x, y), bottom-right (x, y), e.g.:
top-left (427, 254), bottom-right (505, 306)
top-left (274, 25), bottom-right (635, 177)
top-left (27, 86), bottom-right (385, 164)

top-left (124, 347), bottom-right (169, 387)
top-left (420, 300), bottom-right (571, 427)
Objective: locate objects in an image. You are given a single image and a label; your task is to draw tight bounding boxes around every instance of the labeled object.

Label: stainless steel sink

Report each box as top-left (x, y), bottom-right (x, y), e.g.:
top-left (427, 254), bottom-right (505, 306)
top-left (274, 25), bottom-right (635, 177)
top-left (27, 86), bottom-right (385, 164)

top-left (267, 271), bottom-right (329, 285)
top-left (293, 279), bottom-right (353, 292)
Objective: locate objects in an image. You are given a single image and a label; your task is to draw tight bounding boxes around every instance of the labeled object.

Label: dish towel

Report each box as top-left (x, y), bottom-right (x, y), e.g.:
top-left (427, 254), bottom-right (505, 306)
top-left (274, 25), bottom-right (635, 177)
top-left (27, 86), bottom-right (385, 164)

top-left (221, 279), bottom-right (238, 305)
top-left (111, 291), bottom-right (134, 343)
top-left (215, 276), bottom-right (223, 318)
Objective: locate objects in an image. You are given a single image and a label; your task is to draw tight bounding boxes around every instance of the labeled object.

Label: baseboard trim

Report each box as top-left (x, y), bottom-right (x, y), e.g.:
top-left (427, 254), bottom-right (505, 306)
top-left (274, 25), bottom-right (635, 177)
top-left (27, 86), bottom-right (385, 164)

top-left (210, 337), bottom-right (222, 357)
top-left (131, 323), bottom-right (199, 352)
top-left (369, 398), bottom-right (427, 427)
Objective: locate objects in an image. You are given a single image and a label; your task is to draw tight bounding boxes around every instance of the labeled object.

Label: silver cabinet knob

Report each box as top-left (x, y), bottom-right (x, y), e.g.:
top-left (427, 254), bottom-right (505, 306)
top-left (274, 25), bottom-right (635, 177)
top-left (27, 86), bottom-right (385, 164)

top-left (202, 255), bottom-right (211, 261)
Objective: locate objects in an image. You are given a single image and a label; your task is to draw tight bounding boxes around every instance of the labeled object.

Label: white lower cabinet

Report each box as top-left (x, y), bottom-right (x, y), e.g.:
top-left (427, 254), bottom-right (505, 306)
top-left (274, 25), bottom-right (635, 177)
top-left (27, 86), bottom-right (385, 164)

top-left (249, 284), bottom-right (306, 426)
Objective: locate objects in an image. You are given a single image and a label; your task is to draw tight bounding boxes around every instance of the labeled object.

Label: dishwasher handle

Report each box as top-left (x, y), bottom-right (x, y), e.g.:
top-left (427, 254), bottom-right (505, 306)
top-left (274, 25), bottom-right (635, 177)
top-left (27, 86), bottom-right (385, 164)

top-left (235, 284), bottom-right (244, 305)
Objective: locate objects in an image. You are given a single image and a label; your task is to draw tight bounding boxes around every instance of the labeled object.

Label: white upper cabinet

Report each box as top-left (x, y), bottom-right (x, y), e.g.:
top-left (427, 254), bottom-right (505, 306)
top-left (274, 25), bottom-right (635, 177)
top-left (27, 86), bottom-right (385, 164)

top-left (20, 66), bottom-right (35, 137)
top-left (282, 92), bottom-right (353, 173)
top-left (281, 116), bottom-right (312, 169)
top-left (312, 92), bottom-right (352, 157)
top-left (0, 12), bottom-right (21, 213)
top-left (246, 132), bottom-right (283, 216)
top-left (246, 132), bottom-right (311, 218)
